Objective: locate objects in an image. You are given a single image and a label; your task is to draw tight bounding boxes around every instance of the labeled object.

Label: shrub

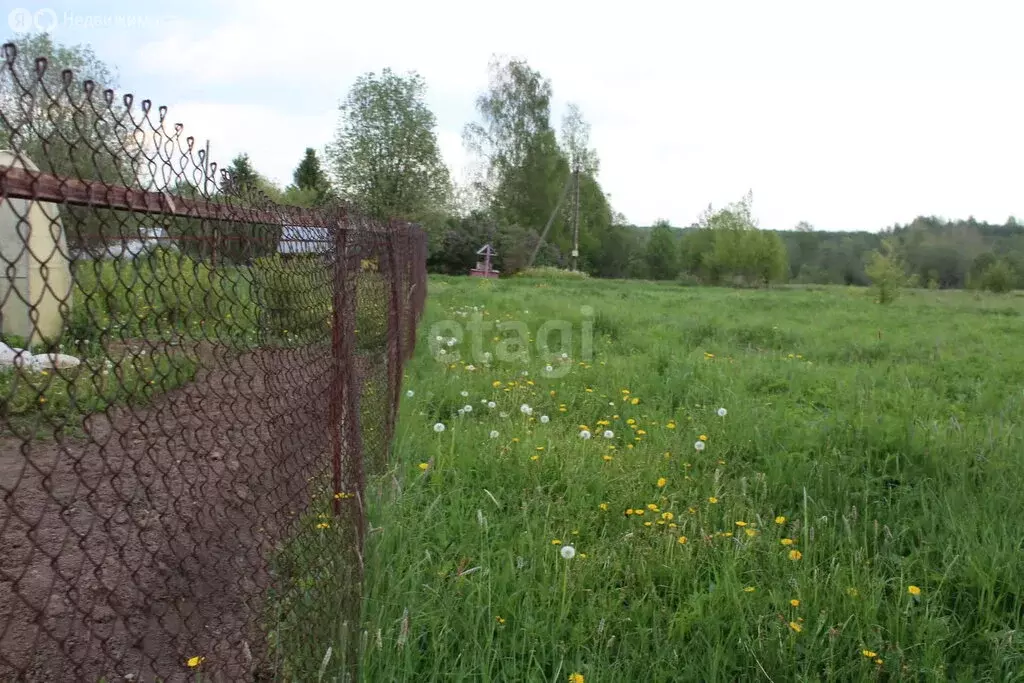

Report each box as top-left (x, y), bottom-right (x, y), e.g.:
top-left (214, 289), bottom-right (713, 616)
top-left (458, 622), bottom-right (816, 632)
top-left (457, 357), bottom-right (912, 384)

top-left (251, 254), bottom-right (331, 343)
top-left (516, 267), bottom-right (590, 280)
top-left (979, 260), bottom-right (1016, 293)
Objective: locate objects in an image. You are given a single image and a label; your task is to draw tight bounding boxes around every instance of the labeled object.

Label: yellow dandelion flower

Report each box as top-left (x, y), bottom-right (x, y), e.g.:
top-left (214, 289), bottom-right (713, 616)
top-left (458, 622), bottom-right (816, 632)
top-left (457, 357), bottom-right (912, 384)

top-left (418, 462), bottom-right (429, 471)
top-left (626, 418), bottom-right (636, 425)
top-left (512, 437), bottom-right (520, 443)
top-left (549, 390), bottom-right (556, 396)
top-left (666, 422), bottom-right (676, 429)
top-left (599, 502), bottom-right (609, 511)
top-left (688, 507), bottom-right (697, 514)
top-left (788, 549), bottom-right (802, 561)
top-left (661, 512), bottom-right (674, 521)
top-left (908, 585), bottom-right (921, 596)
top-left (559, 406), bottom-right (567, 412)
top-left (568, 674), bottom-right (584, 683)
top-left (496, 616), bottom-right (506, 624)
top-left (862, 649), bottom-right (877, 658)
top-left (630, 398), bottom-right (639, 405)
top-left (536, 446), bottom-right (544, 451)
top-left (647, 503), bottom-right (658, 511)
top-left (743, 586), bottom-right (756, 593)
top-left (775, 516), bottom-right (786, 525)
top-left (602, 455), bottom-right (613, 462)
top-left (847, 587), bottom-right (859, 597)
top-left (627, 444), bottom-right (634, 449)
top-left (186, 656), bottom-right (205, 667)
top-left (551, 539), bottom-right (561, 545)
top-left (789, 621), bottom-right (802, 633)
top-left (316, 522), bottom-right (330, 529)
top-left (699, 434), bottom-right (708, 441)
top-left (625, 508), bottom-right (634, 516)
top-left (612, 414), bottom-right (619, 419)
top-left (708, 497), bottom-right (718, 504)
top-left (790, 599), bottom-right (800, 607)
top-left (745, 528), bottom-right (758, 537)
top-left (579, 425), bottom-right (590, 431)
top-left (677, 536), bottom-right (687, 544)
top-left (643, 521), bottom-right (652, 527)
top-left (635, 509), bottom-right (645, 516)
top-left (668, 522), bottom-right (678, 528)
top-left (780, 538), bottom-right (794, 546)
top-left (585, 388), bottom-right (594, 393)
top-left (735, 521), bottom-right (747, 527)
top-left (636, 429), bottom-right (647, 436)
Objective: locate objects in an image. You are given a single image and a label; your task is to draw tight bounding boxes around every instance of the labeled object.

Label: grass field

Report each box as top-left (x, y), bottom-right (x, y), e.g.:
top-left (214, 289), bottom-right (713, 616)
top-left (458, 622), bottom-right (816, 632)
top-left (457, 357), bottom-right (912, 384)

top-left (355, 276), bottom-right (1024, 681)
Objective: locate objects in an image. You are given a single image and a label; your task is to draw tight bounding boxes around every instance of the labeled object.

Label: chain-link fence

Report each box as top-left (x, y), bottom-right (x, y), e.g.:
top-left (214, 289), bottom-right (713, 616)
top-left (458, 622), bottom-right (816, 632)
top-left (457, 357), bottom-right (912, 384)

top-left (0, 43), bottom-right (426, 681)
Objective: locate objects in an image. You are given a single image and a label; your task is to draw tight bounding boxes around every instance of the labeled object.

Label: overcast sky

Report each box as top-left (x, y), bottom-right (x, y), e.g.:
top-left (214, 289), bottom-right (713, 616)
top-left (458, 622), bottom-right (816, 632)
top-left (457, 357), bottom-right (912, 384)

top-left (5, 0), bottom-right (1024, 231)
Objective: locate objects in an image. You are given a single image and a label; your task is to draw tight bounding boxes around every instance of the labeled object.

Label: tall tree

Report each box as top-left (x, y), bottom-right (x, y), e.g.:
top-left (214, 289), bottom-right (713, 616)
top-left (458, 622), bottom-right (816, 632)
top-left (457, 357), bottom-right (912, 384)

top-left (645, 220), bottom-right (678, 280)
top-left (289, 147), bottom-right (332, 205)
top-left (327, 69), bottom-right (451, 220)
top-left (464, 57), bottom-right (569, 252)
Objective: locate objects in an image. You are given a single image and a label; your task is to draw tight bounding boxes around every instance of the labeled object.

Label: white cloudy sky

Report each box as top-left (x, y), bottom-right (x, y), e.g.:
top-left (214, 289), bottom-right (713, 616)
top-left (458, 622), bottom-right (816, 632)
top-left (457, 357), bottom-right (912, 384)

top-left (6, 0), bottom-right (1024, 230)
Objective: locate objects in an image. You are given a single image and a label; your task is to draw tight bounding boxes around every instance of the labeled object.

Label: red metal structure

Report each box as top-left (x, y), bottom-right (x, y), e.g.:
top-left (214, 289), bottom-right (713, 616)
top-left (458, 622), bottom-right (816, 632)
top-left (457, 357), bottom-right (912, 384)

top-left (470, 243), bottom-right (499, 278)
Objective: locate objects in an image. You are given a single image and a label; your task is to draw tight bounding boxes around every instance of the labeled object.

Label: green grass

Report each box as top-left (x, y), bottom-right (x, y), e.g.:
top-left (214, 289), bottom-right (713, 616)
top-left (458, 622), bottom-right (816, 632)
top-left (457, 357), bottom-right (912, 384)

top-left (345, 277), bottom-right (1024, 681)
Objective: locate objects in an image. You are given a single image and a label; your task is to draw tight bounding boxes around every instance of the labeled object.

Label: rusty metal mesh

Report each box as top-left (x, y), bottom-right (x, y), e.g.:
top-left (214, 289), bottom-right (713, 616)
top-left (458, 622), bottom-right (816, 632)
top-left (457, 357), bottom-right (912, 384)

top-left (0, 43), bottom-right (426, 681)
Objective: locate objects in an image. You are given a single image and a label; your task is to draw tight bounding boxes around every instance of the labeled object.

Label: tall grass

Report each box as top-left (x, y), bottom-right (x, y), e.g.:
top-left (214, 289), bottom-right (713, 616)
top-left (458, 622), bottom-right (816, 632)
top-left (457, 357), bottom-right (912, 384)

top-left (346, 278), bottom-right (1024, 681)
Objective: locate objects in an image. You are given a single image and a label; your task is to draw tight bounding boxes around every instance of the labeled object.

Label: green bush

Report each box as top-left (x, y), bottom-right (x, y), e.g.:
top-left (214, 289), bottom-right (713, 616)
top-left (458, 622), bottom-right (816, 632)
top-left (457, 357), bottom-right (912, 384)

top-left (979, 260), bottom-right (1016, 293)
top-left (252, 254), bottom-right (332, 343)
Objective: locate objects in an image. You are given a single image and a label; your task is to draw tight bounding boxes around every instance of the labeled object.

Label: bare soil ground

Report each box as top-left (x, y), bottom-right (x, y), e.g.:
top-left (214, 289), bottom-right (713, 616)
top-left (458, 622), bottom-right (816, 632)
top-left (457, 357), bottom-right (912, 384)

top-left (0, 342), bottom-right (359, 682)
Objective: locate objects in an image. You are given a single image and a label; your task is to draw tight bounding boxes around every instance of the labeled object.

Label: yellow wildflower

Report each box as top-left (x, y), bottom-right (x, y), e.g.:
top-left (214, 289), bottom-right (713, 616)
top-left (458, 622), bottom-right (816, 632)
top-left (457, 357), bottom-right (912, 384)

top-left (647, 503), bottom-right (658, 511)
top-left (708, 497), bottom-right (718, 504)
top-left (568, 674), bottom-right (584, 683)
top-left (699, 434), bottom-right (708, 441)
top-left (636, 429), bottom-right (647, 436)
top-left (789, 621), bottom-right (802, 633)
top-left (862, 649), bottom-right (877, 658)
top-left (418, 462), bottom-right (429, 471)
top-left (630, 397), bottom-right (639, 405)
top-left (908, 585), bottom-right (921, 597)
top-left (743, 586), bottom-right (755, 593)
top-left (790, 599), bottom-right (800, 607)
top-left (789, 549), bottom-right (802, 561)
top-left (530, 455), bottom-right (540, 461)
top-left (780, 538), bottom-right (794, 546)
top-left (661, 512), bottom-right (673, 521)
top-left (316, 522), bottom-right (330, 529)
top-left (599, 502), bottom-right (609, 511)
top-left (677, 536), bottom-right (687, 544)
top-left (496, 616), bottom-right (506, 624)
top-left (602, 455), bottom-right (613, 462)
top-left (775, 516), bottom-right (786, 525)
top-left (625, 509), bottom-right (634, 516)
top-left (666, 422), bottom-right (676, 429)
top-left (551, 539), bottom-right (561, 545)
top-left (186, 656), bottom-right (205, 667)
top-left (735, 521), bottom-right (747, 527)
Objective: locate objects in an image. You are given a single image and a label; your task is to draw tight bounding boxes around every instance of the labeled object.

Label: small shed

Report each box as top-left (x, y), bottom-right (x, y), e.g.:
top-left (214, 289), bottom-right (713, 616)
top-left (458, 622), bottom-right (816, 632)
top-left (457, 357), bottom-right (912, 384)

top-left (470, 244), bottom-right (499, 278)
top-left (278, 225), bottom-right (331, 257)
top-left (0, 150), bottom-right (73, 346)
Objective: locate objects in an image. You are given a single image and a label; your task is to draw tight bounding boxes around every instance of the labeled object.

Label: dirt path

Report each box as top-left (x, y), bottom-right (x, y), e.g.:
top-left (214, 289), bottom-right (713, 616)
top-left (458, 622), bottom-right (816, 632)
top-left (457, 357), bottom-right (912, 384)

top-left (0, 343), bottom-right (346, 682)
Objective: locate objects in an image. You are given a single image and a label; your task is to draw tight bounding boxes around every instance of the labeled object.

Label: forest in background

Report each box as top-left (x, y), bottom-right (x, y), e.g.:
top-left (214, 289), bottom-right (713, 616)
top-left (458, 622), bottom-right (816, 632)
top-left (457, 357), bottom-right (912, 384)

top-left (4, 33), bottom-right (1023, 290)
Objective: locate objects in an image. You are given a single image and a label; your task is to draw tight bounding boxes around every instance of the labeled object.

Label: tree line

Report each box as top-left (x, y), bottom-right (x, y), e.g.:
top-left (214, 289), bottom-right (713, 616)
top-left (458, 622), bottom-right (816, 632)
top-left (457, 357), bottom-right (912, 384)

top-left (4, 33), bottom-right (1022, 290)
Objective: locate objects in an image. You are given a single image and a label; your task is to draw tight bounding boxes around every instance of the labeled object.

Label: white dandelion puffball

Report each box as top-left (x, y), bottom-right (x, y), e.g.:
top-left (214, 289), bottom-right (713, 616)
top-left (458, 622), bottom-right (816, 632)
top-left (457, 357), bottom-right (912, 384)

top-left (540, 415), bottom-right (550, 424)
top-left (603, 430), bottom-right (614, 439)
top-left (433, 423), bottom-right (446, 433)
top-left (561, 352), bottom-right (568, 359)
top-left (461, 390), bottom-right (469, 397)
top-left (446, 338), bottom-right (456, 347)
top-left (717, 407), bottom-right (727, 417)
top-left (466, 364), bottom-right (476, 371)
top-left (545, 364), bottom-right (553, 373)
top-left (481, 399), bottom-right (488, 404)
top-left (560, 545), bottom-right (576, 560)
top-left (499, 411), bottom-right (509, 418)
top-left (521, 370), bottom-right (529, 377)
top-left (463, 404), bottom-right (473, 413)
top-left (579, 429), bottom-right (592, 439)
top-left (483, 352), bottom-right (493, 362)
top-left (489, 430), bottom-right (500, 439)
top-left (406, 389), bottom-right (415, 398)
top-left (435, 335), bottom-right (443, 342)
top-left (694, 440), bottom-right (705, 451)
top-left (520, 403), bottom-right (533, 415)
top-left (457, 408), bottom-right (466, 416)
top-left (488, 401), bottom-right (497, 409)
top-left (438, 348), bottom-right (446, 355)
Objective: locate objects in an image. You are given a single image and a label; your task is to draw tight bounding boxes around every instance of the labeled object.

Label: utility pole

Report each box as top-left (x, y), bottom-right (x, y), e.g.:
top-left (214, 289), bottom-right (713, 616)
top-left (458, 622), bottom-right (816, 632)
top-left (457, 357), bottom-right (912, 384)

top-left (570, 162), bottom-right (580, 271)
